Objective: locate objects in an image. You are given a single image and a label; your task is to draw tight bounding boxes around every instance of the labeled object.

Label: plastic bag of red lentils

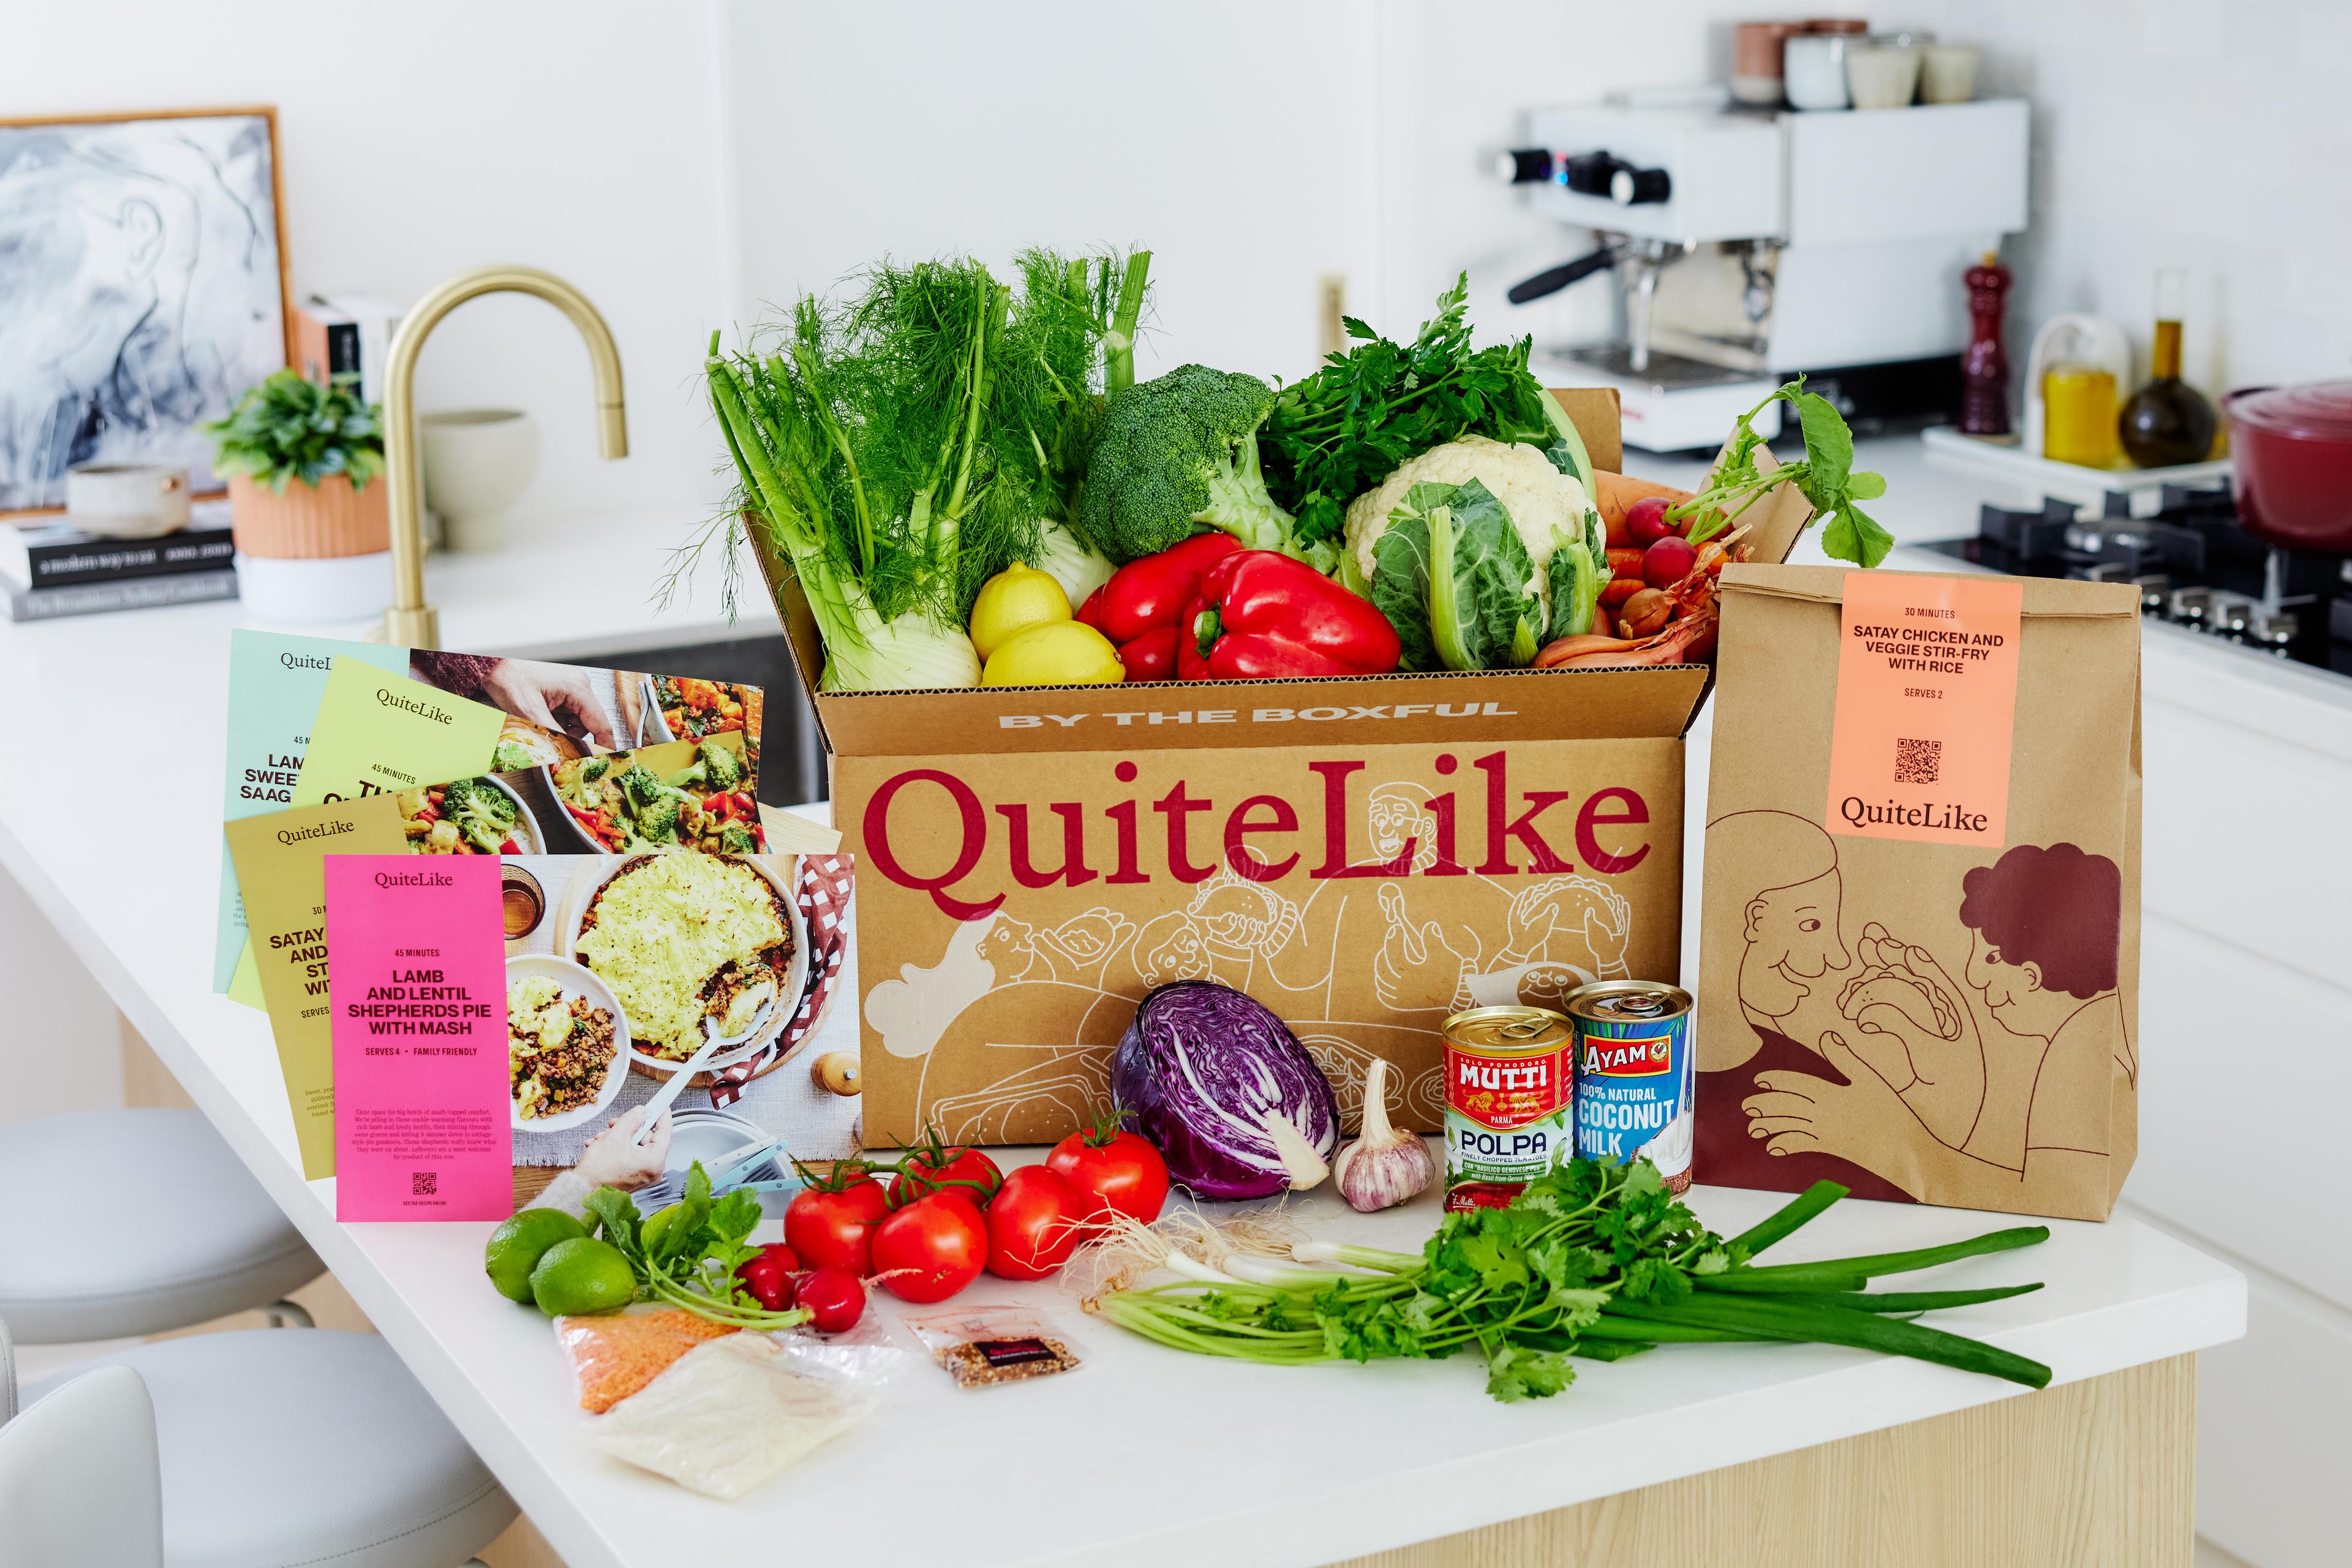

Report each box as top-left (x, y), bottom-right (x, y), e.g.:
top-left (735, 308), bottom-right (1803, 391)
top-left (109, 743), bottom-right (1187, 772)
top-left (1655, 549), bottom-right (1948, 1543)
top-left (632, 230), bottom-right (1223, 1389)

top-left (554, 1308), bottom-right (740, 1413)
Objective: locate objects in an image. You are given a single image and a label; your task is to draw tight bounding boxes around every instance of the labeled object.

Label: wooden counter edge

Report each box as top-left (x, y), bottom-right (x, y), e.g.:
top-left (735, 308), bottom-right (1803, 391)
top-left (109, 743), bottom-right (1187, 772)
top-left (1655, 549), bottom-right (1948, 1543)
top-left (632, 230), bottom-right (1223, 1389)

top-left (1330, 1353), bottom-right (2196, 1568)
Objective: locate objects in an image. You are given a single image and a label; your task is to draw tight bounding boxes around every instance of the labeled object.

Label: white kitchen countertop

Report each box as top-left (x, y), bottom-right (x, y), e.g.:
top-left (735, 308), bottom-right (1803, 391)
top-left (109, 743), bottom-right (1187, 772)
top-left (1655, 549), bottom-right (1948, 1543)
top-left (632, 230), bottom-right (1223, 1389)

top-left (0, 447), bottom-right (2254, 1568)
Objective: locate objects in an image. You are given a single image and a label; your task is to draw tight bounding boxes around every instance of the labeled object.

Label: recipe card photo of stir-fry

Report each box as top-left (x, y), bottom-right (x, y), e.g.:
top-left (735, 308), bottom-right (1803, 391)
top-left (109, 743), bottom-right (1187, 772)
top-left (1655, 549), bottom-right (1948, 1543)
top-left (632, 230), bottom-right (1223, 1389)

top-left (396, 732), bottom-right (764, 858)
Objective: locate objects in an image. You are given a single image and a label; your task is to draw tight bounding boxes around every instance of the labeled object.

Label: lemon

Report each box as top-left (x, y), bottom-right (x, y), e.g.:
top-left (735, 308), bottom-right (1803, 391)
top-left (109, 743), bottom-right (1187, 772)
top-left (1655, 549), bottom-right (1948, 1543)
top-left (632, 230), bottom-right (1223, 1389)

top-left (968, 564), bottom-right (1072, 660)
top-left (982, 620), bottom-right (1126, 686)
top-left (529, 1236), bottom-right (637, 1317)
top-left (483, 1208), bottom-right (587, 1303)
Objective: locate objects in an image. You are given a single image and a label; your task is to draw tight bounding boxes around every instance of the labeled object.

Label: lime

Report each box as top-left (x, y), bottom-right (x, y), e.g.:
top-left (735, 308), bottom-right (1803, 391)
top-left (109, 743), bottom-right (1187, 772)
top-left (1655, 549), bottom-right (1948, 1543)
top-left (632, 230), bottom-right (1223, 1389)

top-left (483, 1208), bottom-right (587, 1303)
top-left (529, 1236), bottom-right (638, 1317)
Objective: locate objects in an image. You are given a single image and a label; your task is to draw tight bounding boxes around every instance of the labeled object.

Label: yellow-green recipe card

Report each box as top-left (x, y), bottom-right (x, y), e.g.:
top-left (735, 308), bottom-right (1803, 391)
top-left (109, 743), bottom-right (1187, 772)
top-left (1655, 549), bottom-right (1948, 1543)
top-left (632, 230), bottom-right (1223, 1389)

top-left (293, 657), bottom-right (508, 808)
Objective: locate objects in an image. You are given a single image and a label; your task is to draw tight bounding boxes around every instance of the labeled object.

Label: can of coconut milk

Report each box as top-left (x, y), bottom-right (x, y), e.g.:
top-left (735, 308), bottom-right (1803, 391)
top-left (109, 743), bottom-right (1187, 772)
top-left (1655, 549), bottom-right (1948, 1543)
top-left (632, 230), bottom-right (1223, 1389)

top-left (1566, 981), bottom-right (1695, 1194)
top-left (1441, 1005), bottom-right (1575, 1212)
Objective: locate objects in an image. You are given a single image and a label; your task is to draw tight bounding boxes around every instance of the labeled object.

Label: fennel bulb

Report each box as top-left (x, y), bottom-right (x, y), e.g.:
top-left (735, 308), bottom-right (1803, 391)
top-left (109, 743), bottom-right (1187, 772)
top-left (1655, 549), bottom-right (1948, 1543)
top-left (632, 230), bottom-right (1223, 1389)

top-left (819, 608), bottom-right (981, 692)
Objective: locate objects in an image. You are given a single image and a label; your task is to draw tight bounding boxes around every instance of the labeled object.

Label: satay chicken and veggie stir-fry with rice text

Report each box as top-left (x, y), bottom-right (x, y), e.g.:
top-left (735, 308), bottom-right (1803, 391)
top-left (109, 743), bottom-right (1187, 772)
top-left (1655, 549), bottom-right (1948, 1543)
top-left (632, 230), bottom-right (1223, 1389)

top-left (553, 738), bottom-right (760, 855)
top-left (508, 974), bottom-right (618, 1120)
top-left (398, 778), bottom-right (524, 856)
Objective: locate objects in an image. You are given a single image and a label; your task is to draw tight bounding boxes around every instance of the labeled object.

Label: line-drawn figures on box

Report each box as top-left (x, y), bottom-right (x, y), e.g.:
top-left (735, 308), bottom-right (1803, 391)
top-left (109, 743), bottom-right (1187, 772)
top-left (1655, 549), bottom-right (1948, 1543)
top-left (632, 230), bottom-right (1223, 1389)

top-left (1298, 1028), bottom-right (1447, 1129)
top-left (924, 1050), bottom-right (1112, 1148)
top-left (1706, 811), bottom-right (2130, 1210)
top-left (869, 774), bottom-right (1648, 1144)
top-left (865, 915), bottom-right (998, 1059)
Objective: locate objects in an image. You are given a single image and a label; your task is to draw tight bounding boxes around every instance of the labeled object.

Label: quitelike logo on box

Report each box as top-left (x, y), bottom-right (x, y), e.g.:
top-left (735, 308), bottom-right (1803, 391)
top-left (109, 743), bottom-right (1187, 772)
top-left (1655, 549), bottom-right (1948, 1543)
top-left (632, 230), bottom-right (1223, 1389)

top-left (862, 750), bottom-right (1652, 921)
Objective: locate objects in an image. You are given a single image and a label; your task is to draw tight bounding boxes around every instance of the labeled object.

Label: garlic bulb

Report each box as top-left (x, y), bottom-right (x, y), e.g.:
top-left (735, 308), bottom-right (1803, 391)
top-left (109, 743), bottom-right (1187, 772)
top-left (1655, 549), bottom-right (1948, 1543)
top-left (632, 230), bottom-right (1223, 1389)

top-left (1333, 1058), bottom-right (1436, 1212)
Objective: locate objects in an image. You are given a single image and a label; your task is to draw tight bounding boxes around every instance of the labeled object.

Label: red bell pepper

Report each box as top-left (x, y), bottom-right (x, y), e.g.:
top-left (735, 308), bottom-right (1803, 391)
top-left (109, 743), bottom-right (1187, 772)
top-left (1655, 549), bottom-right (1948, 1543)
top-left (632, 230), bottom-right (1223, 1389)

top-left (1177, 550), bottom-right (1402, 680)
top-left (1076, 533), bottom-right (1242, 682)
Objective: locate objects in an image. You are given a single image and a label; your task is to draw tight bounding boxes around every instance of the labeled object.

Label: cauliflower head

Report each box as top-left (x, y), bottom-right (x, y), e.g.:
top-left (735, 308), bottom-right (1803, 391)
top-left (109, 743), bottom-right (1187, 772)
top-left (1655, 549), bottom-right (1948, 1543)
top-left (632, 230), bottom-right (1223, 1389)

top-left (1344, 435), bottom-right (1591, 586)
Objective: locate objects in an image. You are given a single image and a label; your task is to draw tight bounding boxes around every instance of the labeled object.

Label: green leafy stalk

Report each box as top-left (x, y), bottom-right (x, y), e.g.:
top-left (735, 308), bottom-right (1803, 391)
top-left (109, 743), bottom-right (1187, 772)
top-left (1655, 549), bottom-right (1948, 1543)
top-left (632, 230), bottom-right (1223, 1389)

top-left (1726, 1179), bottom-right (1847, 1258)
top-left (1091, 1156), bottom-right (2051, 1403)
top-left (1665, 379), bottom-right (1893, 567)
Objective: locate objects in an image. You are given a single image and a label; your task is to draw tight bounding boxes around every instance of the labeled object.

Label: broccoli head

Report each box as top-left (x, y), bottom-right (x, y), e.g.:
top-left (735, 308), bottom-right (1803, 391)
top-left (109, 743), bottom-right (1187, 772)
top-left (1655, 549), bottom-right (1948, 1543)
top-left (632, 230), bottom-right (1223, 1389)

top-left (440, 776), bottom-right (519, 853)
top-left (631, 794), bottom-right (685, 845)
top-left (577, 756), bottom-right (611, 785)
top-left (697, 739), bottom-right (745, 793)
top-left (615, 764), bottom-right (665, 810)
top-left (1079, 364), bottom-right (1302, 564)
top-left (718, 821), bottom-right (760, 856)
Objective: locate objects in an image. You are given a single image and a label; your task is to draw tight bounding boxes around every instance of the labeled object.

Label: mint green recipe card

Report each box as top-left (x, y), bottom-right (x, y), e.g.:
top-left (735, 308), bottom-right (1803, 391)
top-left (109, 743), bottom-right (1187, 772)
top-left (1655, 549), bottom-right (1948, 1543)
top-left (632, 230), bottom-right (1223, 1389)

top-left (214, 630), bottom-right (409, 994)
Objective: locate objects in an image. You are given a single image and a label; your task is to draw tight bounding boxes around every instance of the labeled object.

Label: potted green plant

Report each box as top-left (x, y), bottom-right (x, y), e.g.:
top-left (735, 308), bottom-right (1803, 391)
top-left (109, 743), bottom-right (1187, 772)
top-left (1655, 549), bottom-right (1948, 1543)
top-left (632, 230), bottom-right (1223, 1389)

top-left (206, 369), bottom-right (389, 560)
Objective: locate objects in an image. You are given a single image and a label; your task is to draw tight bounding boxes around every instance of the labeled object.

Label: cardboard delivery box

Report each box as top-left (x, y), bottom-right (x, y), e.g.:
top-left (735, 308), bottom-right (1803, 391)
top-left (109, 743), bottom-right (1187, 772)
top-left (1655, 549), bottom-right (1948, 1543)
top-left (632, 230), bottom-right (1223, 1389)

top-left (756, 391), bottom-right (1815, 1145)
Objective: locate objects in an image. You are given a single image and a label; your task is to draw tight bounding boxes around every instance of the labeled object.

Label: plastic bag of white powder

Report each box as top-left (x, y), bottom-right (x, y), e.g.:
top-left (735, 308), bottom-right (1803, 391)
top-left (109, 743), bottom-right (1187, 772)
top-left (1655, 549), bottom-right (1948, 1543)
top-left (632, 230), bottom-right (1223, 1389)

top-left (593, 1333), bottom-right (859, 1499)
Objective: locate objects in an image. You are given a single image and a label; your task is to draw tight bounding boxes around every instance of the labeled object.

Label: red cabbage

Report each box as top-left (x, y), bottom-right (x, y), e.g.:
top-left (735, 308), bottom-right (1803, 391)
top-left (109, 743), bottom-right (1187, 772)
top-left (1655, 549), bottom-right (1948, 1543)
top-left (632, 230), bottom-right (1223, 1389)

top-left (1111, 981), bottom-right (1340, 1200)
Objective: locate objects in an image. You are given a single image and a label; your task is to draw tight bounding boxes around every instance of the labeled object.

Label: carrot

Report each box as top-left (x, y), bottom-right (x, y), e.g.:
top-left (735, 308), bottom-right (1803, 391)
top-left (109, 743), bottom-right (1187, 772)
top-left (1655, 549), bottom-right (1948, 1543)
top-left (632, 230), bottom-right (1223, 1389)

top-left (1599, 576), bottom-right (1646, 609)
top-left (1592, 469), bottom-right (1697, 537)
top-left (1606, 548), bottom-right (1647, 579)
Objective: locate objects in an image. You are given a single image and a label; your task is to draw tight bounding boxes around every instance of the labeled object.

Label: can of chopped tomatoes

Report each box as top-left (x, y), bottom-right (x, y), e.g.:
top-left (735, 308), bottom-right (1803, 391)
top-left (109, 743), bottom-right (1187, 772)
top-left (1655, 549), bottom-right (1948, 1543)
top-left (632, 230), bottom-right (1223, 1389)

top-left (1567, 981), bottom-right (1695, 1194)
top-left (1441, 1005), bottom-right (1575, 1212)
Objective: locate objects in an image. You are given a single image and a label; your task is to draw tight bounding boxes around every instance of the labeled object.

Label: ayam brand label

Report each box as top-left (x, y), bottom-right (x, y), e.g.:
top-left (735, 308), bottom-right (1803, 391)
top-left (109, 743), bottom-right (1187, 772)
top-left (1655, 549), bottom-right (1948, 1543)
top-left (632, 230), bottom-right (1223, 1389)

top-left (860, 749), bottom-right (1654, 920)
top-left (1581, 1032), bottom-right (1673, 1076)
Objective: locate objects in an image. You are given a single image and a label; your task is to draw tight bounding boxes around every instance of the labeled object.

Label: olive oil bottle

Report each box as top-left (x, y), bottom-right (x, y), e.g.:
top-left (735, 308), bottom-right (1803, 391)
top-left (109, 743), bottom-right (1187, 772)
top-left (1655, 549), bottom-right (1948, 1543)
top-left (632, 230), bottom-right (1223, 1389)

top-left (2117, 269), bottom-right (2217, 468)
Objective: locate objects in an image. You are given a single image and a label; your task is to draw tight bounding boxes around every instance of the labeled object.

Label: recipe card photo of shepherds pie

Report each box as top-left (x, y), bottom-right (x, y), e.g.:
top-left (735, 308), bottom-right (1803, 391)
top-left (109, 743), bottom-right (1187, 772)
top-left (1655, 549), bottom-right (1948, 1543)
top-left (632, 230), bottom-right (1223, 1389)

top-left (505, 954), bottom-right (630, 1130)
top-left (559, 853), bottom-right (806, 1074)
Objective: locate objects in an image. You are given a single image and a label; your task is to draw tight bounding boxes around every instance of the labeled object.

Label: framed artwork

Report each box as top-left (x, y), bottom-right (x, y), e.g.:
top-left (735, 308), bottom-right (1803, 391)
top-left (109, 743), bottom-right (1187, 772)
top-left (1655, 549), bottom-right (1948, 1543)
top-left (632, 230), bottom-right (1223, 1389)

top-left (0, 105), bottom-right (293, 517)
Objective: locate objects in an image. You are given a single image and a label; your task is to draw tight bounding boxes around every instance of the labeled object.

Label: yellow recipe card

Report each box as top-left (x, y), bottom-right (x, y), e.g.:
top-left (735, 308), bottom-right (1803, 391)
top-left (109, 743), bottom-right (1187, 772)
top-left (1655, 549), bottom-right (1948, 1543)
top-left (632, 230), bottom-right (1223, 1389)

top-left (224, 796), bottom-right (415, 1178)
top-left (293, 657), bottom-right (508, 809)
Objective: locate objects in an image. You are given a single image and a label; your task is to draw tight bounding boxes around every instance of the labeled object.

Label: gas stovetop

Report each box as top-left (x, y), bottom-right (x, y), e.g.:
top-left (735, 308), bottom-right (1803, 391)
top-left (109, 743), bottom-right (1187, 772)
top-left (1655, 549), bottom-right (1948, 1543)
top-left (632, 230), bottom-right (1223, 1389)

top-left (1920, 481), bottom-right (2352, 678)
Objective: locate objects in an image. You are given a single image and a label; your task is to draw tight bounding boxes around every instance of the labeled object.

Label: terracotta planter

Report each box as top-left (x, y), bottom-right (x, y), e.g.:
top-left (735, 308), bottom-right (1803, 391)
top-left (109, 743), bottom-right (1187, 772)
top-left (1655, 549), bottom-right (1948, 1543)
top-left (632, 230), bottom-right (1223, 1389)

top-left (226, 470), bottom-right (390, 560)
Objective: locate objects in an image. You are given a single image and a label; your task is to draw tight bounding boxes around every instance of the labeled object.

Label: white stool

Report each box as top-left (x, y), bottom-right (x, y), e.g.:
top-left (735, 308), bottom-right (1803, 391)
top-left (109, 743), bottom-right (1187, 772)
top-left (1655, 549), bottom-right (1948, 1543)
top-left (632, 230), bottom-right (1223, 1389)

top-left (11, 1327), bottom-right (514, 1568)
top-left (0, 1365), bottom-right (164, 1566)
top-left (0, 1109), bottom-right (322, 1341)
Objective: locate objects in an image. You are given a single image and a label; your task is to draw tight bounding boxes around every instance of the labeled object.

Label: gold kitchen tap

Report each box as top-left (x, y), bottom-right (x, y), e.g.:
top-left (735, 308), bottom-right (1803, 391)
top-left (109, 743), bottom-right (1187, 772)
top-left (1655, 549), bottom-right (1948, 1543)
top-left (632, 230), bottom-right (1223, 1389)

top-left (379, 265), bottom-right (627, 647)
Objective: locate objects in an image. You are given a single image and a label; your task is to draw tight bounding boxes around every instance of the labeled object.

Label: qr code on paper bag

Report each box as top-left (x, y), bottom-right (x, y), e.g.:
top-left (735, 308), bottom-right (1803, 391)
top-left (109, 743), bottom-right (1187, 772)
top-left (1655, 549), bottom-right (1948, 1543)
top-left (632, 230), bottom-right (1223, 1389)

top-left (1894, 737), bottom-right (1941, 785)
top-left (412, 1171), bottom-right (437, 1196)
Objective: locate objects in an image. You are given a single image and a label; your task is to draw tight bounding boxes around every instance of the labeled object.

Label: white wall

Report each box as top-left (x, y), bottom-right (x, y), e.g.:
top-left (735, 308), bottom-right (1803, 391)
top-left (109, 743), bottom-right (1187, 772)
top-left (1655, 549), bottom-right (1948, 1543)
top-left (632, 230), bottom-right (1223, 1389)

top-left (0, 1), bottom-right (738, 531)
top-left (1910, 0), bottom-right (2351, 398)
top-left (720, 0), bottom-right (1382, 389)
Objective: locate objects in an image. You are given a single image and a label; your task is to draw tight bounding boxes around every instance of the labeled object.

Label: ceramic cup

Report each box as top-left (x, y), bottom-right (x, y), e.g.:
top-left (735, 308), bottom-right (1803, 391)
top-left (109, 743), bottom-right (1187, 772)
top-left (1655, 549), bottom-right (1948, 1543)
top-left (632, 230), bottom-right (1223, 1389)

top-left (1784, 34), bottom-right (1853, 110)
top-left (1920, 43), bottom-right (1981, 104)
top-left (1847, 43), bottom-right (1923, 110)
top-left (64, 462), bottom-right (190, 538)
top-left (419, 408), bottom-right (540, 552)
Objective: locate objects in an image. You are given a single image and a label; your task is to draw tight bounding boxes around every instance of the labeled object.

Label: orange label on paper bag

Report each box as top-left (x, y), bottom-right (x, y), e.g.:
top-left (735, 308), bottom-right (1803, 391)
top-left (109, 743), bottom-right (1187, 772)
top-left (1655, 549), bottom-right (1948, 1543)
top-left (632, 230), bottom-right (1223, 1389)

top-left (1825, 572), bottom-right (2022, 845)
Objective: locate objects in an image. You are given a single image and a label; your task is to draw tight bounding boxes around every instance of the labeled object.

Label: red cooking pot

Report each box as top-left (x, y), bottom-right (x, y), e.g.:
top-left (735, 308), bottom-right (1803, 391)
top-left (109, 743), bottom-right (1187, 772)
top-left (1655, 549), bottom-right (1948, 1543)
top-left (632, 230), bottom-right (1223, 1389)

top-left (2222, 381), bottom-right (2352, 554)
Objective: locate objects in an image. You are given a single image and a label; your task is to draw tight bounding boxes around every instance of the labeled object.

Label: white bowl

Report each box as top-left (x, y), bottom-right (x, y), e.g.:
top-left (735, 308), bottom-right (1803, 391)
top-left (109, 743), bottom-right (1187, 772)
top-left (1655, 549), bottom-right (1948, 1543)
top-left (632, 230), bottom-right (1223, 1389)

top-left (505, 954), bottom-right (632, 1133)
top-left (419, 409), bottom-right (539, 552)
top-left (557, 854), bottom-right (809, 1076)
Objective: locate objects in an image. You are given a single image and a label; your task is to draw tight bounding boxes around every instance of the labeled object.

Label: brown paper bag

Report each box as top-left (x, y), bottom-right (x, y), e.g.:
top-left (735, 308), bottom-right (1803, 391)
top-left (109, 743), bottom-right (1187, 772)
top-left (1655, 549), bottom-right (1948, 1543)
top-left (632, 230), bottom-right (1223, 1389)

top-left (1695, 563), bottom-right (2141, 1221)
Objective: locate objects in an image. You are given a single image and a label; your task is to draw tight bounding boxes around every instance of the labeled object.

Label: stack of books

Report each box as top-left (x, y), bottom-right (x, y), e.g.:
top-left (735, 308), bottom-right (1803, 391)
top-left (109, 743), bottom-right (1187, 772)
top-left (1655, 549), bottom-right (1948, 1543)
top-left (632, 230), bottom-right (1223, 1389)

top-left (2, 502), bottom-right (239, 622)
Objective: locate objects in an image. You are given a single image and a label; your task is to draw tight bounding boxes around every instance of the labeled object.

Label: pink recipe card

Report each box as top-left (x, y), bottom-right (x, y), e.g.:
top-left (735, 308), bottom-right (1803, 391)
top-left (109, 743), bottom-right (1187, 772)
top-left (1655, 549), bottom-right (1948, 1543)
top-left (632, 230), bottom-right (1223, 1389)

top-left (326, 855), bottom-right (511, 1220)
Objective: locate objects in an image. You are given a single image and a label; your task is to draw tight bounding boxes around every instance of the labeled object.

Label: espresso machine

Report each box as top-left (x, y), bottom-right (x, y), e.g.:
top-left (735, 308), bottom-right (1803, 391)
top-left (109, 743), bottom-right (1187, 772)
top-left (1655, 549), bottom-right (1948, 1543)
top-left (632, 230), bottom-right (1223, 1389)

top-left (1499, 97), bottom-right (2029, 452)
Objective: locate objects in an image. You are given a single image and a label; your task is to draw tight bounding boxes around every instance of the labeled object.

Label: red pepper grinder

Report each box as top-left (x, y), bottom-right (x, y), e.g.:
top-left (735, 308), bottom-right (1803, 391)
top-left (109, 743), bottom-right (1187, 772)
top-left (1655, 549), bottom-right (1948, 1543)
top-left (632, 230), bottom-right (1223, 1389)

top-left (1960, 251), bottom-right (2012, 437)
